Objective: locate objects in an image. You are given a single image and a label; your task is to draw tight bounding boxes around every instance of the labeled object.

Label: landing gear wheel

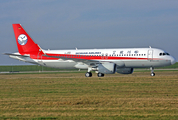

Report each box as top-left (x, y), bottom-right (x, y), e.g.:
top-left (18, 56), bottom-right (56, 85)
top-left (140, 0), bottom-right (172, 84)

top-left (85, 72), bottom-right (92, 77)
top-left (151, 72), bottom-right (155, 76)
top-left (150, 67), bottom-right (155, 76)
top-left (97, 73), bottom-right (104, 77)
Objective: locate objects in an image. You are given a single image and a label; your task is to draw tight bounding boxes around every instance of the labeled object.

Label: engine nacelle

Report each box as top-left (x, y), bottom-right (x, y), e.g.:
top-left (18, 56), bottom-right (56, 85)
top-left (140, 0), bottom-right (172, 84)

top-left (97, 63), bottom-right (116, 74)
top-left (117, 68), bottom-right (134, 74)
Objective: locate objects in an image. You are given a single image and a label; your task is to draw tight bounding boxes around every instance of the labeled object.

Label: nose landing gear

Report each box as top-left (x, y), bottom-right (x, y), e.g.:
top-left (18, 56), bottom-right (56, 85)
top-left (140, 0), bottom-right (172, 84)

top-left (150, 67), bottom-right (155, 76)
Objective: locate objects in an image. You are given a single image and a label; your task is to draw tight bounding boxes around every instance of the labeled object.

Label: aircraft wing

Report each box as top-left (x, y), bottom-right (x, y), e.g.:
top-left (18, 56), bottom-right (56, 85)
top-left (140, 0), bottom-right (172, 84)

top-left (43, 54), bottom-right (101, 66)
top-left (43, 54), bottom-right (125, 67)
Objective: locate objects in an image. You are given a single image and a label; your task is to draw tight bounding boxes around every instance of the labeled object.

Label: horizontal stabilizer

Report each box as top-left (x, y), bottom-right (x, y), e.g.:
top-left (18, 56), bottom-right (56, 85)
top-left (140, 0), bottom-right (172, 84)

top-left (3, 53), bottom-right (29, 57)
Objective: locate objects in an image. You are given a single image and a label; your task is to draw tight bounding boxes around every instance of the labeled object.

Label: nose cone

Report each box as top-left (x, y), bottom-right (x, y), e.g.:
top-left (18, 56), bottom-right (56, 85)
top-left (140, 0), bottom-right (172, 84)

top-left (171, 56), bottom-right (176, 65)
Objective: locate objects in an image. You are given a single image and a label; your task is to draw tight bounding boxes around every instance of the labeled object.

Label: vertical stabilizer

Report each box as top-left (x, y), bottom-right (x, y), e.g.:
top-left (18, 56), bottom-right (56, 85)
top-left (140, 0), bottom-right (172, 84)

top-left (12, 24), bottom-right (42, 55)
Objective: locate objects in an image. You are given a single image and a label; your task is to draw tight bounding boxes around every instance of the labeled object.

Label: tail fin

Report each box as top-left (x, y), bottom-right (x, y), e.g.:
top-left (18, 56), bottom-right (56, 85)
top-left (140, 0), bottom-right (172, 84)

top-left (12, 24), bottom-right (43, 55)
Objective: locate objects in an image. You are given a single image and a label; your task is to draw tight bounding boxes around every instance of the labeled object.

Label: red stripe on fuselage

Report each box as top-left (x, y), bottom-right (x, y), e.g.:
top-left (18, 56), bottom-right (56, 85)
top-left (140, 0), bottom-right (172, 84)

top-left (36, 53), bottom-right (151, 61)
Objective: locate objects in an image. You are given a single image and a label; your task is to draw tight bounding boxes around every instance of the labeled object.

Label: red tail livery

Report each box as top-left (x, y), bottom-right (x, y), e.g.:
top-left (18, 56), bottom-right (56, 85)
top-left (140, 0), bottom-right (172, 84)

top-left (12, 24), bottom-right (42, 55)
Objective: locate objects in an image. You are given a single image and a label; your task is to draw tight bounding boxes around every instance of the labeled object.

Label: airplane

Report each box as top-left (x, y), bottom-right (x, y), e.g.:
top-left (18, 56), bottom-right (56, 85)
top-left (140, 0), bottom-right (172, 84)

top-left (4, 24), bottom-right (176, 77)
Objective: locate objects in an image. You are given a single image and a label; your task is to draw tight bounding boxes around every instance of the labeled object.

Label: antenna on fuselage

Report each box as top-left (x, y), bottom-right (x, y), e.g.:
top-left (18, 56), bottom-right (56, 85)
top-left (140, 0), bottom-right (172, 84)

top-left (149, 46), bottom-right (152, 48)
top-left (75, 47), bottom-right (78, 50)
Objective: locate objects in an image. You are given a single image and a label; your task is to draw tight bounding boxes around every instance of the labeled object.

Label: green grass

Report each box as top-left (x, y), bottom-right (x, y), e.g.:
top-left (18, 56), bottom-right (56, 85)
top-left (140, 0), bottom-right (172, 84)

top-left (0, 62), bottom-right (178, 72)
top-left (0, 71), bottom-right (178, 119)
top-left (0, 65), bottom-right (78, 72)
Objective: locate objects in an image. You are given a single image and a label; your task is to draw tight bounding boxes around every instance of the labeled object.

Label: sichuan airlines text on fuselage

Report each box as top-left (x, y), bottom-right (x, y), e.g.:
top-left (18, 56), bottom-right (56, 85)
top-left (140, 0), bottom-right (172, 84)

top-left (4, 24), bottom-right (176, 77)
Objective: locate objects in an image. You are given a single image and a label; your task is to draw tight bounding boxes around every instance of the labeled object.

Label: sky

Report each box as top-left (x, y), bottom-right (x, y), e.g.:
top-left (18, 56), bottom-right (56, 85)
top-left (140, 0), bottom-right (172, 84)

top-left (0, 0), bottom-right (178, 65)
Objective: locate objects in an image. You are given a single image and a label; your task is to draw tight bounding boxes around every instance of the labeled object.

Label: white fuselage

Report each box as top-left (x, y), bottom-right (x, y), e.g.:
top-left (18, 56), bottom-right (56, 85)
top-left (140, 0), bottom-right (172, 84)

top-left (10, 47), bottom-right (176, 69)
top-left (8, 23), bottom-right (176, 77)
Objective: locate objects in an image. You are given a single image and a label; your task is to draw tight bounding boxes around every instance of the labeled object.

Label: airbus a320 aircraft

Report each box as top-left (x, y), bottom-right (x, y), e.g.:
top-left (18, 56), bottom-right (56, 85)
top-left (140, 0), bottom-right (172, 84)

top-left (4, 24), bottom-right (176, 77)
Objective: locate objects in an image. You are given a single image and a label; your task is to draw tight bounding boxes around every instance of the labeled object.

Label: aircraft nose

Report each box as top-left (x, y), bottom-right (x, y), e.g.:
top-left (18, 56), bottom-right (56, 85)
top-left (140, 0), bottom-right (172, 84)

top-left (171, 56), bottom-right (176, 65)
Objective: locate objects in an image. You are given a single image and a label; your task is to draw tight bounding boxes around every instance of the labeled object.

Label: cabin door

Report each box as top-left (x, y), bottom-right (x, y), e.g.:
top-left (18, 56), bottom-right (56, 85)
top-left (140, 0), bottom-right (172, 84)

top-left (148, 50), bottom-right (153, 60)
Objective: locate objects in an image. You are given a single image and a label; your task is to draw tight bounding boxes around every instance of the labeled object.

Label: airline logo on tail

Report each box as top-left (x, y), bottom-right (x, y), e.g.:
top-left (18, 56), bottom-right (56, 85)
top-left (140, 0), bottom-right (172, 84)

top-left (18, 34), bottom-right (28, 45)
top-left (12, 24), bottom-right (44, 55)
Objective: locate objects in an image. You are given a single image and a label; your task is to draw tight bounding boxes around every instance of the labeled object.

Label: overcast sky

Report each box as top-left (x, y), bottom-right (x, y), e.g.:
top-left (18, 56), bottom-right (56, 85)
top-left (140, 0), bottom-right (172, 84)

top-left (0, 0), bottom-right (178, 65)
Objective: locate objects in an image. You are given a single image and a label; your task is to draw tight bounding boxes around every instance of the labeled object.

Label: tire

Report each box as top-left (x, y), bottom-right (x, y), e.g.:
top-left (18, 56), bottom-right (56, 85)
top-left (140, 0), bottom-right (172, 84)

top-left (151, 72), bottom-right (155, 76)
top-left (85, 72), bottom-right (92, 77)
top-left (97, 73), bottom-right (104, 77)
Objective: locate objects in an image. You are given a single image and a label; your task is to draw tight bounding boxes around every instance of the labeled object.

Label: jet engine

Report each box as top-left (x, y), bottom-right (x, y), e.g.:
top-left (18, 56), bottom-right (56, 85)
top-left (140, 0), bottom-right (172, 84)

top-left (95, 62), bottom-right (117, 74)
top-left (117, 68), bottom-right (134, 74)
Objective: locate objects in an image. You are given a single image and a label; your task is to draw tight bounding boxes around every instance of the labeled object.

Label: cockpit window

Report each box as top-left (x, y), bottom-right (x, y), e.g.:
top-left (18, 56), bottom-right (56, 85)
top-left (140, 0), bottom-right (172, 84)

top-left (166, 53), bottom-right (170, 55)
top-left (159, 52), bottom-right (170, 56)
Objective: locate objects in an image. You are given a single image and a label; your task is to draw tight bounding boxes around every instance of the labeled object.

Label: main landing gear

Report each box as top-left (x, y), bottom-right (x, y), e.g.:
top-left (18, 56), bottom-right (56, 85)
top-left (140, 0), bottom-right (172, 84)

top-left (85, 72), bottom-right (92, 77)
top-left (85, 72), bottom-right (105, 77)
top-left (150, 67), bottom-right (155, 76)
top-left (85, 67), bottom-right (105, 77)
top-left (97, 73), bottom-right (104, 77)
